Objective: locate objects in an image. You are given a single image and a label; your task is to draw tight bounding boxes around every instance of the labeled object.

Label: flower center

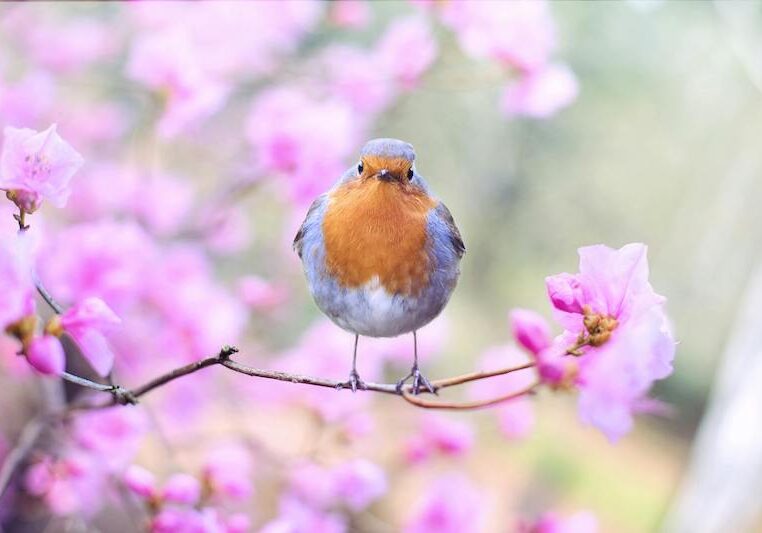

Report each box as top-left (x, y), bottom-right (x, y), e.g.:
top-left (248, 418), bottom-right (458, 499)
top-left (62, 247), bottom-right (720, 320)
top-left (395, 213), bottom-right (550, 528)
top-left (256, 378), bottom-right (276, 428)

top-left (24, 153), bottom-right (53, 182)
top-left (582, 306), bottom-right (618, 347)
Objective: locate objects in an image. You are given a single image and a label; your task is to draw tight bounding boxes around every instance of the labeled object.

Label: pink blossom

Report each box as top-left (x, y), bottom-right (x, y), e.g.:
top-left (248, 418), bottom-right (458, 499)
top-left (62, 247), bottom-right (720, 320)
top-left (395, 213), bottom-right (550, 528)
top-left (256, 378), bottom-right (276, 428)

top-left (226, 513), bottom-right (251, 533)
top-left (162, 473), bottom-right (201, 505)
top-left (23, 454), bottom-right (104, 516)
top-left (26, 335), bottom-right (65, 375)
top-left (20, 18), bottom-right (119, 74)
top-left (440, 0), bottom-right (557, 72)
top-left (124, 465), bottom-right (158, 500)
top-left (502, 64), bottom-right (579, 118)
top-left (329, 0), bottom-right (371, 29)
top-left (128, 1), bottom-right (322, 81)
top-left (151, 507), bottom-right (230, 533)
top-left (64, 163), bottom-right (139, 221)
top-left (73, 408), bottom-right (147, 470)
top-left (0, 71), bottom-right (56, 129)
top-left (202, 442), bottom-right (253, 501)
top-left (246, 87), bottom-right (359, 205)
top-left (60, 297), bottom-right (121, 376)
top-left (39, 220), bottom-right (156, 306)
top-left (403, 414), bottom-right (474, 462)
top-left (238, 275), bottom-right (289, 312)
top-left (129, 173), bottom-right (195, 236)
top-left (126, 28), bottom-right (229, 139)
top-left (404, 474), bottom-right (484, 533)
top-left (545, 243), bottom-right (675, 441)
top-left (319, 45), bottom-right (395, 116)
top-left (260, 496), bottom-right (347, 533)
top-left (520, 510), bottom-right (599, 533)
top-left (331, 459), bottom-right (387, 511)
top-left (0, 237), bottom-right (34, 330)
top-left (510, 308), bottom-right (552, 355)
top-left (375, 16), bottom-right (438, 90)
top-left (469, 346), bottom-right (536, 440)
top-left (0, 125), bottom-right (84, 210)
top-left (287, 462), bottom-right (336, 509)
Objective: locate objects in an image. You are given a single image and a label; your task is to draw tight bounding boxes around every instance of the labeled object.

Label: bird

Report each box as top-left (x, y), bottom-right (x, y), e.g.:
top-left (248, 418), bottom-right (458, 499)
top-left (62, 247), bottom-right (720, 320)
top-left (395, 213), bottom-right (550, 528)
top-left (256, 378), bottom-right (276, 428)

top-left (293, 138), bottom-right (464, 394)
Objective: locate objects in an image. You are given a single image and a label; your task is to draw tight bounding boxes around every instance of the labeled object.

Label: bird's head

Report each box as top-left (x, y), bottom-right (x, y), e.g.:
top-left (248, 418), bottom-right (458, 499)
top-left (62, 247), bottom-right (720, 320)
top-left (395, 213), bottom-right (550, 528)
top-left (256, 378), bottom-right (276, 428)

top-left (355, 138), bottom-right (418, 186)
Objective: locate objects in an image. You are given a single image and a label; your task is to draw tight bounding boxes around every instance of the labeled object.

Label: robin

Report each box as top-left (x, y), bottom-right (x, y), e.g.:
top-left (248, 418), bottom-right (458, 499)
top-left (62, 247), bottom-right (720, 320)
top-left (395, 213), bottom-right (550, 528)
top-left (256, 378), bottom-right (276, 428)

top-left (294, 138), bottom-right (464, 394)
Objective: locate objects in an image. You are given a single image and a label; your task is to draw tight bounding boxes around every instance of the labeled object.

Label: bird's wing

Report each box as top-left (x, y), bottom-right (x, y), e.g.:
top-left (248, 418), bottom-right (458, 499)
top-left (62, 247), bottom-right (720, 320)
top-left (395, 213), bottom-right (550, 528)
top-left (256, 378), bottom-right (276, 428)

top-left (293, 194), bottom-right (327, 259)
top-left (434, 202), bottom-right (465, 258)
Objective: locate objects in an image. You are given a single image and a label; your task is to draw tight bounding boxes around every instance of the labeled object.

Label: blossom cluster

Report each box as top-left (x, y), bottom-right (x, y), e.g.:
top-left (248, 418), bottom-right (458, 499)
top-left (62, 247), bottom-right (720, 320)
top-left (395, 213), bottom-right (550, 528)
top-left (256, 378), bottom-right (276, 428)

top-left (0, 2), bottom-right (672, 532)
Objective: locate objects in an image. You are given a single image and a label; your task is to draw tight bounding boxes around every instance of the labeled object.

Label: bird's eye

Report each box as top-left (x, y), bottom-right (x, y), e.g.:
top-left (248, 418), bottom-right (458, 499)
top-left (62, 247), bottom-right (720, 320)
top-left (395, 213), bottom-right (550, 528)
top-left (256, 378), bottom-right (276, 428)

top-left (407, 168), bottom-right (414, 180)
top-left (357, 162), bottom-right (364, 174)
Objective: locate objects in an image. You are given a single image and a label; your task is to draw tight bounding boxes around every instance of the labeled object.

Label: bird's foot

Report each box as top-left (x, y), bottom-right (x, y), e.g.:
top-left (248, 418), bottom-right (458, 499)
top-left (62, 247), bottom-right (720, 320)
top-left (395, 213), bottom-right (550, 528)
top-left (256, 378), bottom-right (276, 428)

top-left (336, 370), bottom-right (367, 393)
top-left (396, 366), bottom-right (436, 395)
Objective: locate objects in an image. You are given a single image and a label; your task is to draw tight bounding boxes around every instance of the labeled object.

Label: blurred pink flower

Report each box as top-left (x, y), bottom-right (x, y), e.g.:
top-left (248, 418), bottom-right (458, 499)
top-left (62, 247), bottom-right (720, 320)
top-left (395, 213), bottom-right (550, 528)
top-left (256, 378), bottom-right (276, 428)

top-left (440, 0), bottom-right (557, 72)
top-left (60, 297), bottom-right (121, 376)
top-left (0, 71), bottom-right (56, 129)
top-left (151, 507), bottom-right (239, 533)
top-left (404, 474), bottom-right (484, 533)
top-left (319, 45), bottom-right (395, 116)
top-left (26, 335), bottom-right (65, 375)
top-left (469, 346), bottom-right (536, 440)
top-left (238, 275), bottom-right (289, 312)
top-left (162, 473), bottom-right (201, 506)
top-left (329, 0), bottom-right (371, 29)
top-left (73, 407), bottom-right (147, 470)
top-left (287, 462), bottom-right (335, 509)
top-left (331, 459), bottom-right (387, 512)
top-left (129, 173), bottom-right (195, 236)
top-left (124, 464), bottom-right (158, 500)
top-left (404, 414), bottom-right (474, 464)
top-left (64, 163), bottom-right (139, 220)
top-left (519, 510), bottom-right (598, 533)
top-left (261, 495), bottom-right (347, 533)
top-left (246, 87), bottom-right (359, 205)
top-left (0, 237), bottom-right (34, 330)
top-left (126, 28), bottom-right (229, 139)
top-left (502, 64), bottom-right (578, 118)
top-left (0, 124), bottom-right (84, 210)
top-left (40, 220), bottom-right (155, 306)
top-left (129, 1), bottom-right (322, 81)
top-left (375, 16), bottom-right (438, 90)
top-left (202, 442), bottom-right (253, 501)
top-left (21, 18), bottom-right (119, 74)
top-left (545, 243), bottom-right (676, 441)
top-left (510, 308), bottom-right (552, 355)
top-left (24, 454), bottom-right (104, 516)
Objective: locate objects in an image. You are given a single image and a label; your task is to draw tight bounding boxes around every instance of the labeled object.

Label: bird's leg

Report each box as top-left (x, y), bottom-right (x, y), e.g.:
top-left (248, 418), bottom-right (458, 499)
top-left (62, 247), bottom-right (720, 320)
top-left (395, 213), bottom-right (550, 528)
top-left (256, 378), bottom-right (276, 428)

top-left (337, 334), bottom-right (367, 393)
top-left (396, 331), bottom-right (436, 395)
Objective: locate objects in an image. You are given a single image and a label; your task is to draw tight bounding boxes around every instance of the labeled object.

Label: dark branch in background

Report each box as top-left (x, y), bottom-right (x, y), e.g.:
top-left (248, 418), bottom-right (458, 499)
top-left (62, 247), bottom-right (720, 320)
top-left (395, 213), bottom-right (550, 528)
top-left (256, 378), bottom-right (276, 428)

top-left (0, 417), bottom-right (46, 499)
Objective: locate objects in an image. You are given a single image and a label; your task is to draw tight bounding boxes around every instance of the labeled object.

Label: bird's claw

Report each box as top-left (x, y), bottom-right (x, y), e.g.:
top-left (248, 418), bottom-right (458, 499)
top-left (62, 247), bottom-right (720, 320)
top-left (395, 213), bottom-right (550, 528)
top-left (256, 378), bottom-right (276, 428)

top-left (396, 366), bottom-right (436, 395)
top-left (336, 370), bottom-right (366, 393)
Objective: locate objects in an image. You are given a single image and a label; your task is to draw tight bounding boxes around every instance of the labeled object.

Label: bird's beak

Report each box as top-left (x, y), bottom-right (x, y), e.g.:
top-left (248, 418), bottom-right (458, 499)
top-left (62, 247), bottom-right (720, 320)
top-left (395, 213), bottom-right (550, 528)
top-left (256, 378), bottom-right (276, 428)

top-left (376, 169), bottom-right (392, 182)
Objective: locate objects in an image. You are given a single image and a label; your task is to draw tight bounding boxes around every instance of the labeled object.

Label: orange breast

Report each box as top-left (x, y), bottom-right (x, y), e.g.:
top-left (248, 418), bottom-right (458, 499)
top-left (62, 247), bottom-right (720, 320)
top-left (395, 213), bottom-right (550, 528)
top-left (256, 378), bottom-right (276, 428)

top-left (322, 179), bottom-right (436, 296)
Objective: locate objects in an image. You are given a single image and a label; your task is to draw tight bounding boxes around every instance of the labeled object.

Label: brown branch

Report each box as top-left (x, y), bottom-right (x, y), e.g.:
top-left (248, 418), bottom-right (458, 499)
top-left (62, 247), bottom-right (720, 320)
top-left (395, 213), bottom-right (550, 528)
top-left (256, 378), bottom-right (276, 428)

top-left (429, 362), bottom-right (535, 389)
top-left (401, 381), bottom-right (539, 410)
top-left (0, 417), bottom-right (46, 499)
top-left (61, 345), bottom-right (539, 412)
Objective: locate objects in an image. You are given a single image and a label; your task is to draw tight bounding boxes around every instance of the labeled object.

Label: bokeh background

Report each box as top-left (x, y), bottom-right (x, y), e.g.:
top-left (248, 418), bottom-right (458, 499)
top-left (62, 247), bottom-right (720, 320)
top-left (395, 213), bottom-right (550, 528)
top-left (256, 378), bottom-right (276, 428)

top-left (1, 1), bottom-right (761, 532)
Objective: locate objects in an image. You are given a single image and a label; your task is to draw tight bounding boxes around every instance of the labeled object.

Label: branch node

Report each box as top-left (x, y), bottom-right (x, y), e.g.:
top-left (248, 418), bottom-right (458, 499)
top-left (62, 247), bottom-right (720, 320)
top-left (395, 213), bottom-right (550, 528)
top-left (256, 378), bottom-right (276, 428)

top-left (110, 386), bottom-right (138, 406)
top-left (218, 345), bottom-right (239, 361)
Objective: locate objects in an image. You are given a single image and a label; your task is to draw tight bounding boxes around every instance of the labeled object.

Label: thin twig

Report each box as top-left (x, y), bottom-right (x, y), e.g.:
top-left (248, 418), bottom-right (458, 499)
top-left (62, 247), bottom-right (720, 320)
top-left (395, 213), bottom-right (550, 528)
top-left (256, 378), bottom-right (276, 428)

top-left (0, 417), bottom-right (46, 499)
top-left (34, 274), bottom-right (64, 315)
top-left (401, 381), bottom-right (539, 410)
top-left (429, 362), bottom-right (535, 389)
